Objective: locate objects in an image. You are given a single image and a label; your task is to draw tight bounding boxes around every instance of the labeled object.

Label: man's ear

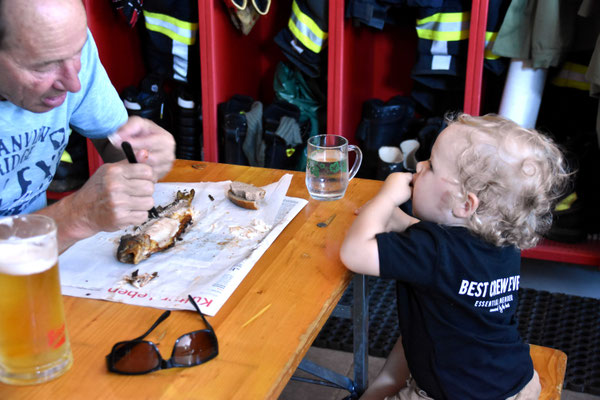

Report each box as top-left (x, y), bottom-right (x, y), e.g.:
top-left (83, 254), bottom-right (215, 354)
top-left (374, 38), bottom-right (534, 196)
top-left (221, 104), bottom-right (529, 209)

top-left (452, 192), bottom-right (479, 219)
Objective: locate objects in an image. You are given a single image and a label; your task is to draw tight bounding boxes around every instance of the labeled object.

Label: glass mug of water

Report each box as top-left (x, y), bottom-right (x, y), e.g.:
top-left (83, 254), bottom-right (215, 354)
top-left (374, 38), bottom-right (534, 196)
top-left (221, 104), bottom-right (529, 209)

top-left (306, 134), bottom-right (363, 200)
top-left (0, 215), bottom-right (73, 385)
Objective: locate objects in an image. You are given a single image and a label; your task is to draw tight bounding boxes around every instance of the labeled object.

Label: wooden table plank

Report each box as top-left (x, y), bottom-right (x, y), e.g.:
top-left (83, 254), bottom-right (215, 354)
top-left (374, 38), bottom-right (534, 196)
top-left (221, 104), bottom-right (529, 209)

top-left (1, 161), bottom-right (381, 400)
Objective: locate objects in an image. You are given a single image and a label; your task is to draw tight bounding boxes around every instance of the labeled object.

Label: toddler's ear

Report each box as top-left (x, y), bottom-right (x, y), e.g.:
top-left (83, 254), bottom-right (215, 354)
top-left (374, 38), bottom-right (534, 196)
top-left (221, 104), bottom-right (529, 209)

top-left (452, 192), bottom-right (479, 219)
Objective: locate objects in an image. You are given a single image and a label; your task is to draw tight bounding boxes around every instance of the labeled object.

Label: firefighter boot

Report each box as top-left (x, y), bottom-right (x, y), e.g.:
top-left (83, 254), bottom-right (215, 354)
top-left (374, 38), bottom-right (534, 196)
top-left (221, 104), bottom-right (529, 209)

top-left (218, 94), bottom-right (254, 165)
top-left (122, 73), bottom-right (168, 128)
top-left (263, 101), bottom-right (303, 170)
top-left (355, 95), bottom-right (416, 178)
top-left (174, 86), bottom-right (202, 161)
top-left (376, 146), bottom-right (404, 181)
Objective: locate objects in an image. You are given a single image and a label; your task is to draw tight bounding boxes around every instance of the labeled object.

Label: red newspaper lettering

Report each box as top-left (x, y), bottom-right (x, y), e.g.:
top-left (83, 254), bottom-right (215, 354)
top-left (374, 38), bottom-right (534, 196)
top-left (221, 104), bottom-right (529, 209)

top-left (198, 297), bottom-right (213, 307)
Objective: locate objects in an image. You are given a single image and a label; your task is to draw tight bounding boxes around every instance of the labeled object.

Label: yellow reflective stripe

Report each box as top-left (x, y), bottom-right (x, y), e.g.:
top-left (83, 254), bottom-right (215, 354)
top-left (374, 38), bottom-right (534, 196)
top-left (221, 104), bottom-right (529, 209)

top-left (60, 151), bottom-right (73, 164)
top-left (143, 11), bottom-right (198, 45)
top-left (416, 29), bottom-right (470, 41)
top-left (292, 0), bottom-right (327, 39)
top-left (288, 19), bottom-right (318, 53)
top-left (555, 192), bottom-right (577, 212)
top-left (552, 77), bottom-right (591, 91)
top-left (416, 12), bottom-right (470, 42)
top-left (484, 31), bottom-right (500, 60)
top-left (143, 10), bottom-right (198, 31)
top-left (561, 61), bottom-right (588, 75)
top-left (288, 0), bottom-right (327, 53)
top-left (552, 62), bottom-right (591, 91)
top-left (417, 12), bottom-right (470, 25)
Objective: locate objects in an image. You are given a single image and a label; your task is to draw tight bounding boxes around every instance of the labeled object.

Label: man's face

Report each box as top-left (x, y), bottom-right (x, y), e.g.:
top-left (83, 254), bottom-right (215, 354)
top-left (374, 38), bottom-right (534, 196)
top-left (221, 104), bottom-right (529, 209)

top-left (0, 0), bottom-right (87, 113)
top-left (411, 124), bottom-right (465, 224)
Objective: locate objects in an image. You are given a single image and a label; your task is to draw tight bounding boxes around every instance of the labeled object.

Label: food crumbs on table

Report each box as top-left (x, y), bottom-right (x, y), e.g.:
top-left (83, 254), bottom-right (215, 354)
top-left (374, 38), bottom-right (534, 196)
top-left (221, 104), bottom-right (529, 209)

top-left (191, 163), bottom-right (206, 170)
top-left (208, 194), bottom-right (214, 201)
top-left (122, 269), bottom-right (159, 288)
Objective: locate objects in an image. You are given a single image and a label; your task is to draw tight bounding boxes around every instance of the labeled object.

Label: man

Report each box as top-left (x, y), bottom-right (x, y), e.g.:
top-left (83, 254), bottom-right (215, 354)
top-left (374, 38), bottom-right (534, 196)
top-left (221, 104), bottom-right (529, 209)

top-left (0, 0), bottom-right (176, 251)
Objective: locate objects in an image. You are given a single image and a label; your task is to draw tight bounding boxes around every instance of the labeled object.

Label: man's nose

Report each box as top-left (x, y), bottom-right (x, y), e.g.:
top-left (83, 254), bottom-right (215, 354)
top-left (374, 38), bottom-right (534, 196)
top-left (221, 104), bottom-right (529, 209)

top-left (55, 59), bottom-right (82, 93)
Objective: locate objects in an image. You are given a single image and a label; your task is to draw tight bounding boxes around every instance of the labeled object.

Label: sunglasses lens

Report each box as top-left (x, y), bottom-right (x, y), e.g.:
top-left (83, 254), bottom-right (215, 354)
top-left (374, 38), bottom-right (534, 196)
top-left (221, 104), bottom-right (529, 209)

top-left (110, 341), bottom-right (160, 373)
top-left (173, 331), bottom-right (217, 365)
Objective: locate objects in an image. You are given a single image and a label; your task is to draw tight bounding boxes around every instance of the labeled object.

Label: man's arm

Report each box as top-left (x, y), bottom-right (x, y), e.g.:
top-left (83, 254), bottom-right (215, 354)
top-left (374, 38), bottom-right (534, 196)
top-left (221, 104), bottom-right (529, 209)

top-left (340, 173), bottom-right (418, 276)
top-left (44, 117), bottom-right (175, 252)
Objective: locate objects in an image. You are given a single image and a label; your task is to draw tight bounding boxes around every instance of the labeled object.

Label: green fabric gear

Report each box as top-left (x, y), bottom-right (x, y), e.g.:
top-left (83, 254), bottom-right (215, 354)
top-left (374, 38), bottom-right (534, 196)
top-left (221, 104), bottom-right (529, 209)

top-left (273, 62), bottom-right (323, 170)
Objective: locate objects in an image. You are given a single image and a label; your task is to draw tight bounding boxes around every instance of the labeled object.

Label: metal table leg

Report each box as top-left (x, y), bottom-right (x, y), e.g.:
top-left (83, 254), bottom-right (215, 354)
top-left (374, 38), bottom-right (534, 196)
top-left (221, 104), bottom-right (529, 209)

top-left (292, 273), bottom-right (369, 398)
top-left (353, 274), bottom-right (369, 394)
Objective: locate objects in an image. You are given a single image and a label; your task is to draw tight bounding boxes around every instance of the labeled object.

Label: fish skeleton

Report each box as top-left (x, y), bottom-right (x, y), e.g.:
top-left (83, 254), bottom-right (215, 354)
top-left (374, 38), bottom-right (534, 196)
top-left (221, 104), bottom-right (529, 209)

top-left (117, 189), bottom-right (195, 264)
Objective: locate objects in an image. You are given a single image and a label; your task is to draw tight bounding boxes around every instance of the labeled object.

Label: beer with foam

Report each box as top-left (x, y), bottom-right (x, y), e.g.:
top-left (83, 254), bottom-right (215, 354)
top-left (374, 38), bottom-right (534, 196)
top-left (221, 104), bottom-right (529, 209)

top-left (0, 215), bottom-right (72, 385)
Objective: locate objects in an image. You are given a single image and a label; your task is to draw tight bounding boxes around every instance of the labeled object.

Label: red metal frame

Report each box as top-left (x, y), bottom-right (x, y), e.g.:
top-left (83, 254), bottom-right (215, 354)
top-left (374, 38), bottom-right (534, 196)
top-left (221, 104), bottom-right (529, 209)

top-left (198, 2), bottom-right (219, 162)
top-left (522, 239), bottom-right (600, 266)
top-left (327, 0), bottom-right (345, 136)
top-left (463, 0), bottom-right (488, 115)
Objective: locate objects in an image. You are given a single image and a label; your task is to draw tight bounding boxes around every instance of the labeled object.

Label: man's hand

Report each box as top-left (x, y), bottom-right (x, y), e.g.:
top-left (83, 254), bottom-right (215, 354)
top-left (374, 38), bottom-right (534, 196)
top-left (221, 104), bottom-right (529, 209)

top-left (111, 116), bottom-right (176, 181)
top-left (38, 160), bottom-right (156, 252)
top-left (72, 161), bottom-right (156, 231)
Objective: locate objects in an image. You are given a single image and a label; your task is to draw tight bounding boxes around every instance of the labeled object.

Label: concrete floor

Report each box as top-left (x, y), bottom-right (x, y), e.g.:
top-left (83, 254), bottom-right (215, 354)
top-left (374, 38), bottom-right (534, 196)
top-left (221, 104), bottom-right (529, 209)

top-left (278, 258), bottom-right (600, 400)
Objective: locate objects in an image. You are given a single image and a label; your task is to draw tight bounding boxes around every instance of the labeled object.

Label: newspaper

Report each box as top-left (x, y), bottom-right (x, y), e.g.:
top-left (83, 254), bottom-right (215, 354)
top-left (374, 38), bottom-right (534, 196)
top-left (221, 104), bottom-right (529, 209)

top-left (59, 174), bottom-right (307, 316)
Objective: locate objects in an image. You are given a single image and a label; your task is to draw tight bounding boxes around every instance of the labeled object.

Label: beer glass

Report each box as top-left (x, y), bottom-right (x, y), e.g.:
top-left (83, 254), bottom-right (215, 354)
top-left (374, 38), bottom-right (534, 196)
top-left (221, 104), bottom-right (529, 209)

top-left (0, 215), bottom-right (73, 385)
top-left (306, 134), bottom-right (362, 200)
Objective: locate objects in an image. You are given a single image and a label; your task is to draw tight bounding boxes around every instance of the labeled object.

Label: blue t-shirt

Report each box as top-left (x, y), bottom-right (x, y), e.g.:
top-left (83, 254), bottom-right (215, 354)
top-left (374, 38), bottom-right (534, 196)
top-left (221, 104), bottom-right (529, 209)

top-left (376, 221), bottom-right (533, 400)
top-left (0, 29), bottom-right (128, 215)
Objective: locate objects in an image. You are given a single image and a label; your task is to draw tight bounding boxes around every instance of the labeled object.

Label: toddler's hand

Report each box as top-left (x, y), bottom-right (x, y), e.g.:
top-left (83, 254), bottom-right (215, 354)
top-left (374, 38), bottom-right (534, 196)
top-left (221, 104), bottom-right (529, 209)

top-left (379, 172), bottom-right (413, 206)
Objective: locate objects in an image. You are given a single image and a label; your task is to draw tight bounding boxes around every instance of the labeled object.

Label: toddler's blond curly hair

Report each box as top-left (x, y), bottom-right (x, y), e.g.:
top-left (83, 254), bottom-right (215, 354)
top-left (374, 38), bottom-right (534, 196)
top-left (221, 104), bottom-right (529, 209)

top-left (447, 113), bottom-right (570, 249)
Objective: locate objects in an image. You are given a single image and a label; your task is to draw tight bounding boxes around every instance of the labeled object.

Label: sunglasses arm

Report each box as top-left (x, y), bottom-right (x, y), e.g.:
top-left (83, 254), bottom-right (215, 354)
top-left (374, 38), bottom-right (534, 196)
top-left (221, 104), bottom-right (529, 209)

top-left (187, 295), bottom-right (216, 332)
top-left (130, 310), bottom-right (171, 342)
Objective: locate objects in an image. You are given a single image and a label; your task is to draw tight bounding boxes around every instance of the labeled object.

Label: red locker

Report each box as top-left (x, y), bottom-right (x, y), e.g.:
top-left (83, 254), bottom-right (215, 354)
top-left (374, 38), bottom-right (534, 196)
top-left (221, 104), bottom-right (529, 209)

top-left (83, 0), bottom-right (600, 266)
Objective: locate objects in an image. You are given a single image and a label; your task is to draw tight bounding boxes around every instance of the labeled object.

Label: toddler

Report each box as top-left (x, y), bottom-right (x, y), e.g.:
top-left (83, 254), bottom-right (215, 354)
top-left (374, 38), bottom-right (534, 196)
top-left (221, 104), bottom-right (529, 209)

top-left (340, 113), bottom-right (570, 399)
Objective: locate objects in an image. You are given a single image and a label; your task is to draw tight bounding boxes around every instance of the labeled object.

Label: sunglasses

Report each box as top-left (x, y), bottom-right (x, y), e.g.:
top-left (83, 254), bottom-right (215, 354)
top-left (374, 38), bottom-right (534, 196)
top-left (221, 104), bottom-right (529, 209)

top-left (106, 295), bottom-right (218, 375)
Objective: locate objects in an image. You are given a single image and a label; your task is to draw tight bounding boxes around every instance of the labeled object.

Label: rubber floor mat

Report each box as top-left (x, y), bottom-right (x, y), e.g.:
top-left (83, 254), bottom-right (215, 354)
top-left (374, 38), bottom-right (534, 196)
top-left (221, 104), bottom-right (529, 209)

top-left (312, 276), bottom-right (600, 395)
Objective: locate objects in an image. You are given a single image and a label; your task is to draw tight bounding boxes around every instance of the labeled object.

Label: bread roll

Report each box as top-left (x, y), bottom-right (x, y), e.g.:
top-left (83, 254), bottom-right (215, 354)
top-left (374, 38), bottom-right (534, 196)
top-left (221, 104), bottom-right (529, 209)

top-left (227, 182), bottom-right (266, 209)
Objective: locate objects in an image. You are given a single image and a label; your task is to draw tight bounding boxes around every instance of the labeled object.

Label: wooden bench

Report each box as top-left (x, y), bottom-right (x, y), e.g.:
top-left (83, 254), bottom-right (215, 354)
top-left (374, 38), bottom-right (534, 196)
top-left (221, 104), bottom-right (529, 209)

top-left (530, 344), bottom-right (568, 400)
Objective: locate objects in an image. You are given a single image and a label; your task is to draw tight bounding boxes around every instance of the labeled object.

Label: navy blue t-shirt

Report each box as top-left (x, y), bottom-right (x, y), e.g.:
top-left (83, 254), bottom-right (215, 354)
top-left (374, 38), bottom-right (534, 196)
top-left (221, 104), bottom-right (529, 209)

top-left (376, 221), bottom-right (533, 400)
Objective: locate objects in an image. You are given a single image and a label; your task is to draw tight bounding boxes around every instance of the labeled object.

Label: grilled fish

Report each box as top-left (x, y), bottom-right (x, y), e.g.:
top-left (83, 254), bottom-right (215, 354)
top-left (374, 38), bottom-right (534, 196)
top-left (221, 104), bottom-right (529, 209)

top-left (117, 189), bottom-right (195, 264)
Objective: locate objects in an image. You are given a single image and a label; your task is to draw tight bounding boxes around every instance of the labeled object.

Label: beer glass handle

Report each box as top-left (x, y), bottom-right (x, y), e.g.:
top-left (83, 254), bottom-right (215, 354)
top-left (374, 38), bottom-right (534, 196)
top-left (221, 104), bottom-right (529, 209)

top-left (348, 145), bottom-right (363, 181)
